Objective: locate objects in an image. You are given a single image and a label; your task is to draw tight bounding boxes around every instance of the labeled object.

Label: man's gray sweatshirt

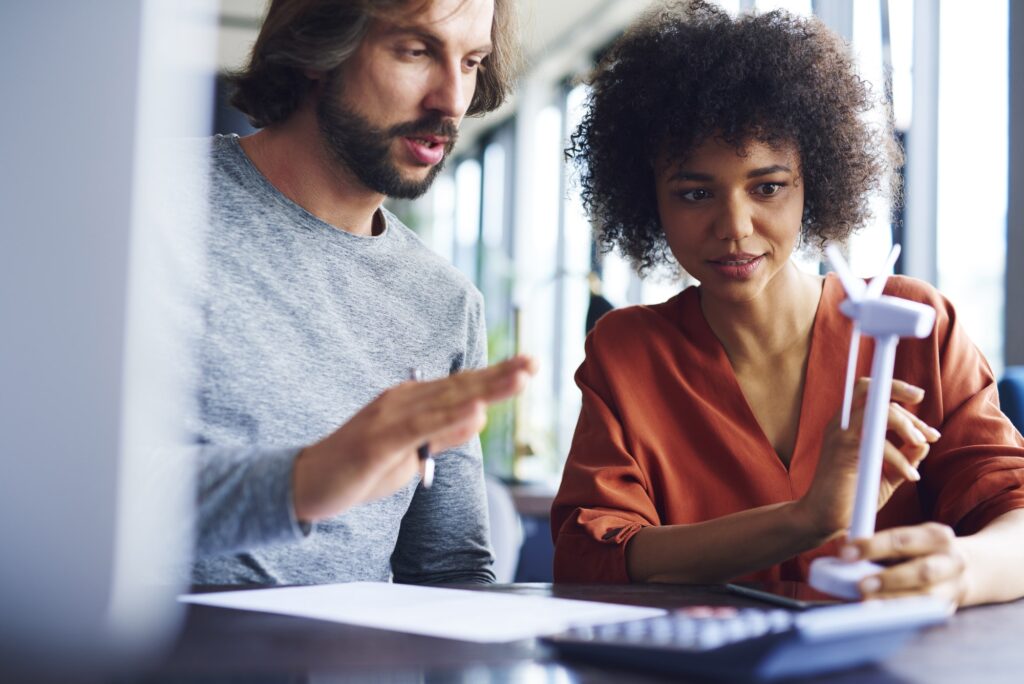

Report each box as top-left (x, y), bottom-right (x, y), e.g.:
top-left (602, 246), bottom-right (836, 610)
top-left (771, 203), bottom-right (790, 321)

top-left (189, 134), bottom-right (494, 585)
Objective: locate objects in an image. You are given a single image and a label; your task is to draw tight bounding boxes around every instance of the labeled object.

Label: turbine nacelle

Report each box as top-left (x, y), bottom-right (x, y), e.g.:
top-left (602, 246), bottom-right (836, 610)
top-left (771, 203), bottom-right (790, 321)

top-left (839, 296), bottom-right (935, 339)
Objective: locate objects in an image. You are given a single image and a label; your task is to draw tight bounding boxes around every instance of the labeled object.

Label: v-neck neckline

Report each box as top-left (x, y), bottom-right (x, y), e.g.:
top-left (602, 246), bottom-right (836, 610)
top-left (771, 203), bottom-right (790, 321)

top-left (683, 274), bottom-right (838, 476)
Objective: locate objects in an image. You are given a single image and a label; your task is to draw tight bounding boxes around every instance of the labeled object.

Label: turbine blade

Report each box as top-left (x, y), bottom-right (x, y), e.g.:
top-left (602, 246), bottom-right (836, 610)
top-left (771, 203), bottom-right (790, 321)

top-left (841, 324), bottom-right (861, 430)
top-left (865, 243), bottom-right (902, 299)
top-left (825, 244), bottom-right (866, 301)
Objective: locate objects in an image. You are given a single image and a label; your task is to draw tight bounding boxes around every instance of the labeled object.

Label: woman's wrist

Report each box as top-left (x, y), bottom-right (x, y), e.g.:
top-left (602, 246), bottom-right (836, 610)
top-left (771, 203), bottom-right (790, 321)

top-left (788, 498), bottom-right (843, 548)
top-left (950, 534), bottom-right (981, 606)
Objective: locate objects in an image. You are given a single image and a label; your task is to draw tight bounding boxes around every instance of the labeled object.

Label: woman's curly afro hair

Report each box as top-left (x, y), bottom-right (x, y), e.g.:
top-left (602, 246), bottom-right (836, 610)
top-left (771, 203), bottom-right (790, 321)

top-left (569, 0), bottom-right (902, 275)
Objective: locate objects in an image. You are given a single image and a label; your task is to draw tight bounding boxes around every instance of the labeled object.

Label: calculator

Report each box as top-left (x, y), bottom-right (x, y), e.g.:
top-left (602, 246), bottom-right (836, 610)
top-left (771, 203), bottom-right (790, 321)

top-left (542, 596), bottom-right (950, 681)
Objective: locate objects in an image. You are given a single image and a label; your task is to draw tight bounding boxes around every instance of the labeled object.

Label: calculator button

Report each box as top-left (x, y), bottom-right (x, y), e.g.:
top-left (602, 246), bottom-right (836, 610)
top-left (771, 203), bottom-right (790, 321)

top-left (766, 610), bottom-right (795, 632)
top-left (694, 621), bottom-right (727, 650)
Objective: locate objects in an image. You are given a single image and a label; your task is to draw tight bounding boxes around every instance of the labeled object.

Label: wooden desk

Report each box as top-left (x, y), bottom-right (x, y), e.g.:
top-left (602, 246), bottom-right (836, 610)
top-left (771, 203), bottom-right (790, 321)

top-left (142, 583), bottom-right (1024, 683)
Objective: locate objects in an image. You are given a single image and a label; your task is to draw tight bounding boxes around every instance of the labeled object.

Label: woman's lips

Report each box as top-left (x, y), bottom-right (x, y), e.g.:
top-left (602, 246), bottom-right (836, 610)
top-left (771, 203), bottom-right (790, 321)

top-left (706, 254), bottom-right (765, 280)
top-left (403, 136), bottom-right (446, 166)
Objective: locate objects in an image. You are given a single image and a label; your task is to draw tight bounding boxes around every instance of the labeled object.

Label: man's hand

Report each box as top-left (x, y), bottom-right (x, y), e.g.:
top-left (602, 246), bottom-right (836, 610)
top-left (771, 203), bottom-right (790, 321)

top-left (291, 354), bottom-right (537, 522)
top-left (840, 523), bottom-right (970, 606)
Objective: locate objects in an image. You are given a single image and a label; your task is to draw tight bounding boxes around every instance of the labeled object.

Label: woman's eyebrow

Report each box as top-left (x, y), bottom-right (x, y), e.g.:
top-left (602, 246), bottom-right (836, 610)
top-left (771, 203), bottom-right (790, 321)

top-left (747, 164), bottom-right (792, 178)
top-left (668, 170), bottom-right (714, 182)
top-left (668, 164), bottom-right (792, 182)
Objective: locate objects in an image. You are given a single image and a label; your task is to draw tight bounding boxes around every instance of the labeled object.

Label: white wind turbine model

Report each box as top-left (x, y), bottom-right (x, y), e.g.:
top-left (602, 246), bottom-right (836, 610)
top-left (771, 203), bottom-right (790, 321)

top-left (808, 244), bottom-right (937, 600)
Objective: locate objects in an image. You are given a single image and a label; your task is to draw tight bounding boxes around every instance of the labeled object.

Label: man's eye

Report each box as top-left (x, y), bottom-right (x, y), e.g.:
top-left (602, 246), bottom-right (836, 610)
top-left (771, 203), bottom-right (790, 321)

top-left (400, 47), bottom-right (429, 58)
top-left (677, 188), bottom-right (711, 202)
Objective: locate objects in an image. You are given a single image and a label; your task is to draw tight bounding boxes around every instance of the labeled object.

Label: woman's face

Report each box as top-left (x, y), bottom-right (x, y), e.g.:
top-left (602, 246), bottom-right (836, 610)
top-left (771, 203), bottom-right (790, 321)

top-left (655, 136), bottom-right (805, 303)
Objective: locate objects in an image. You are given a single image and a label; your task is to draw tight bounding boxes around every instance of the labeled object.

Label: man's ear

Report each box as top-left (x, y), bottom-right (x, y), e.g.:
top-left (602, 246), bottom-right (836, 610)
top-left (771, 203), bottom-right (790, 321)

top-left (304, 69), bottom-right (328, 99)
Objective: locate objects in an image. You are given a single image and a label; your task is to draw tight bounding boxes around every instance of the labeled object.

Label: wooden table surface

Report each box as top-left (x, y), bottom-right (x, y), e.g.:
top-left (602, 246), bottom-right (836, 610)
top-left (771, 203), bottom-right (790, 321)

top-left (134, 582), bottom-right (1024, 683)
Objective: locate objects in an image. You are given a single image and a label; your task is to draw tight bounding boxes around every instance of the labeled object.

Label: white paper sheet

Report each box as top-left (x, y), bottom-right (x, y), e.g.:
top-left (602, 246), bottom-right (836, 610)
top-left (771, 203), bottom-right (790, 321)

top-left (180, 582), bottom-right (665, 642)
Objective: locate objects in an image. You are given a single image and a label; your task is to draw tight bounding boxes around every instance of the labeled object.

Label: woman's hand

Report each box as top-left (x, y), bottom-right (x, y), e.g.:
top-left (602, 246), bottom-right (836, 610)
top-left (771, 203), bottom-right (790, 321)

top-left (840, 523), bottom-right (971, 606)
top-left (796, 378), bottom-right (941, 539)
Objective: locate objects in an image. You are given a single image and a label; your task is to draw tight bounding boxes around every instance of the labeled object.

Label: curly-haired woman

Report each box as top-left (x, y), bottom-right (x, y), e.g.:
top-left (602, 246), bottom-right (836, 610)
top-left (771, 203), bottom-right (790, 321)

top-left (551, 0), bottom-right (1024, 607)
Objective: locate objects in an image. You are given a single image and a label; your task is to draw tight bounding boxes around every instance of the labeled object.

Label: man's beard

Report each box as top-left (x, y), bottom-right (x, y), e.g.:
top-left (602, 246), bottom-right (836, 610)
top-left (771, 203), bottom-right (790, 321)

top-left (316, 89), bottom-right (458, 200)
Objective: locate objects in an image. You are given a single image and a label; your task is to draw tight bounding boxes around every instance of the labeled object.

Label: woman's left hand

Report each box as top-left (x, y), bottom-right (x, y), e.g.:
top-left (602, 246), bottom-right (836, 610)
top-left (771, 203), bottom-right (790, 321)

top-left (840, 522), bottom-right (972, 606)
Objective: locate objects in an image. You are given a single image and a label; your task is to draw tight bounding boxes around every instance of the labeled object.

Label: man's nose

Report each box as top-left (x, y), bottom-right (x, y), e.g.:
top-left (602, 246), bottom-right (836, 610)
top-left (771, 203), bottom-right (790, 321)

top-left (715, 193), bottom-right (755, 241)
top-left (423, 60), bottom-right (471, 119)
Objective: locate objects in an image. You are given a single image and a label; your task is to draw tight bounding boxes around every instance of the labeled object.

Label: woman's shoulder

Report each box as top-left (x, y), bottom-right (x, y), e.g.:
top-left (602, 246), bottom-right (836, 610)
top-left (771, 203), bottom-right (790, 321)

top-left (884, 275), bottom-right (943, 303)
top-left (589, 288), bottom-right (695, 338)
top-left (882, 275), bottom-right (957, 322)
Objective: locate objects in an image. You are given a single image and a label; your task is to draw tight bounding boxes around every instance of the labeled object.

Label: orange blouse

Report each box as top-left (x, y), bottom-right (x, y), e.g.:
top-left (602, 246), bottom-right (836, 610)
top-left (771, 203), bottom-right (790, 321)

top-left (551, 274), bottom-right (1024, 583)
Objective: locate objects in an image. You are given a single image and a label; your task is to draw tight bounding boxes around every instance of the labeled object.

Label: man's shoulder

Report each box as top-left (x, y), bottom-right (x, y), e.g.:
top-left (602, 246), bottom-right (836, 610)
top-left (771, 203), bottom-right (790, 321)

top-left (162, 134), bottom-right (251, 188)
top-left (155, 135), bottom-right (219, 171)
top-left (150, 135), bottom-right (231, 199)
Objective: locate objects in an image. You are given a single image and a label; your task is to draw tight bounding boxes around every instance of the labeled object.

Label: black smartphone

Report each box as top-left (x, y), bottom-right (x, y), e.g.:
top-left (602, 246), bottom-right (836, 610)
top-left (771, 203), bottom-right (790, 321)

top-left (725, 581), bottom-right (846, 610)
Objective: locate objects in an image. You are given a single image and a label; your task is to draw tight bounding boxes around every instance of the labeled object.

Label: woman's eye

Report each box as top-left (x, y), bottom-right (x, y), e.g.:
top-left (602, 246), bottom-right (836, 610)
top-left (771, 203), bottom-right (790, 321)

top-left (756, 183), bottom-right (783, 196)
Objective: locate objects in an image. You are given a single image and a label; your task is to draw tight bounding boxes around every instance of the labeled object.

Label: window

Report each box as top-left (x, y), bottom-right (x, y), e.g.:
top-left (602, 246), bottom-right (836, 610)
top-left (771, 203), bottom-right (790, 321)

top-left (935, 0), bottom-right (1008, 374)
top-left (453, 158), bottom-right (482, 282)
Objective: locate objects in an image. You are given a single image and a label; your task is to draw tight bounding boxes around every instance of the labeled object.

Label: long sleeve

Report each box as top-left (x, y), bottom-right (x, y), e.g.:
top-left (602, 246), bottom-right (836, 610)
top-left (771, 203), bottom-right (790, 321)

top-left (195, 444), bottom-right (310, 559)
top-left (391, 289), bottom-right (495, 584)
top-left (907, 285), bottom-right (1024, 534)
top-left (551, 331), bottom-right (661, 583)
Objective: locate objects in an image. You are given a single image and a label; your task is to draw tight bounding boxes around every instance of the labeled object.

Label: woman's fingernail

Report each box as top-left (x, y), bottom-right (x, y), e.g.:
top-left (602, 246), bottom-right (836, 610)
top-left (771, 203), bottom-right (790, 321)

top-left (840, 545), bottom-right (860, 561)
top-left (861, 576), bottom-right (881, 593)
top-left (908, 467), bottom-right (921, 482)
top-left (911, 428), bottom-right (926, 444)
top-left (928, 427), bottom-right (941, 440)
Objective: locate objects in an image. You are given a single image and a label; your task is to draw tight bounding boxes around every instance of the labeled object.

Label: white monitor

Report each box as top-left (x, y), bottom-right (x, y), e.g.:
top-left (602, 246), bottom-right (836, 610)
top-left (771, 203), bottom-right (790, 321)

top-left (0, 1), bottom-right (217, 676)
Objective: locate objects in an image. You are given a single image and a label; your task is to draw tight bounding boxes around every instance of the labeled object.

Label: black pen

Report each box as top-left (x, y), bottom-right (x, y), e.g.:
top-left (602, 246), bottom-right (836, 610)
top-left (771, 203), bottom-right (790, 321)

top-left (409, 368), bottom-right (435, 489)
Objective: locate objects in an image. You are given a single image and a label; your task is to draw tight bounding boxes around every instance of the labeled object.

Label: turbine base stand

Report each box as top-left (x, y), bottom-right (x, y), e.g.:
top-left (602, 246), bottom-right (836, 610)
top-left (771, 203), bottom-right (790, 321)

top-left (808, 557), bottom-right (883, 600)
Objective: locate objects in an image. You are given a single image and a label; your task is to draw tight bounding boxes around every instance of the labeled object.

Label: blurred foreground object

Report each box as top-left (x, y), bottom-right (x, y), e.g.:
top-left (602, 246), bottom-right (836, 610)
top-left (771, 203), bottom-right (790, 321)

top-left (0, 1), bottom-right (216, 678)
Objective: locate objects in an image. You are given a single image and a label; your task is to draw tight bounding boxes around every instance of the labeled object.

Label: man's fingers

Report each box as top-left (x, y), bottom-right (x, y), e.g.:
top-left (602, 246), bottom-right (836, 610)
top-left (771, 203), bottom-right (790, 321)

top-left (362, 355), bottom-right (535, 457)
top-left (395, 354), bottom-right (536, 409)
top-left (427, 404), bottom-right (489, 453)
top-left (399, 398), bottom-right (486, 449)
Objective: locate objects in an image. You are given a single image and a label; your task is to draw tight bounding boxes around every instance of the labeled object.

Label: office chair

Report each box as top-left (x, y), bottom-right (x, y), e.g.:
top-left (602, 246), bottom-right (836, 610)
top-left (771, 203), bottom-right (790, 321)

top-left (998, 366), bottom-right (1024, 433)
top-left (485, 475), bottom-right (524, 584)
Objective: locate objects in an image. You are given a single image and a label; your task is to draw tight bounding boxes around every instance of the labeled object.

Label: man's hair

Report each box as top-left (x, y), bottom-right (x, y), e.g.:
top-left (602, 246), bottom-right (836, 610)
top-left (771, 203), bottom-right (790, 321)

top-left (230, 0), bottom-right (520, 129)
top-left (568, 0), bottom-right (903, 275)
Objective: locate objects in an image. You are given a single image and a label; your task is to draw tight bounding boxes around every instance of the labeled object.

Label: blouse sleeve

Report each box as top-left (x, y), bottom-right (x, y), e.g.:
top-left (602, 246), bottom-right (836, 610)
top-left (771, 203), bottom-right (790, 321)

top-left (914, 287), bottom-right (1024, 535)
top-left (550, 332), bottom-right (661, 583)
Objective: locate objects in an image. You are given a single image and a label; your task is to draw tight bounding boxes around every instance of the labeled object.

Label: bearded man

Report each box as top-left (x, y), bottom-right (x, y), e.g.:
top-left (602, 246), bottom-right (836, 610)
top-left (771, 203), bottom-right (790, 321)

top-left (191, 0), bottom-right (531, 586)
